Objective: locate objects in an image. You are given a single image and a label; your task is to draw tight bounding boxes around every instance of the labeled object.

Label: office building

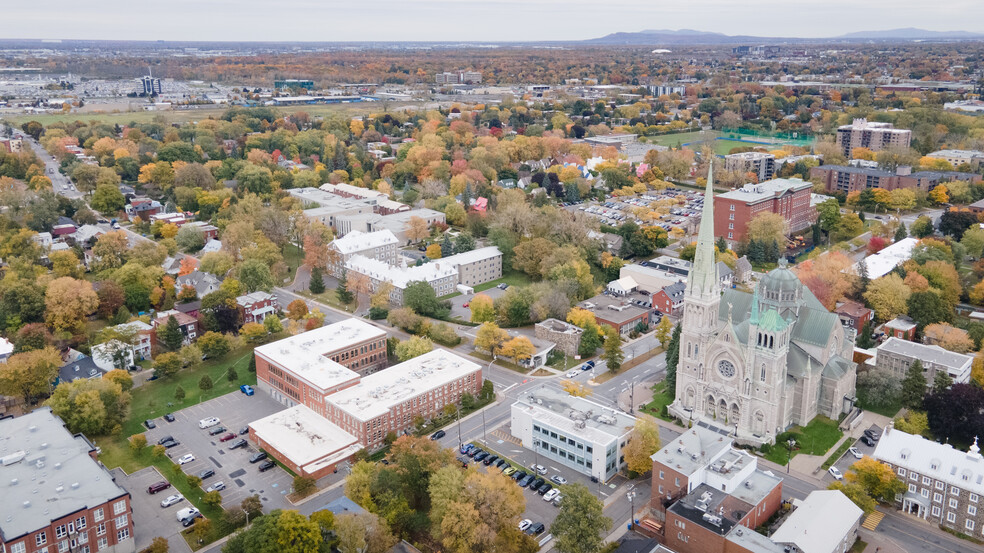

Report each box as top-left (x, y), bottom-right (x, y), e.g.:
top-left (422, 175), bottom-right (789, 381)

top-left (0, 407), bottom-right (135, 553)
top-left (139, 76), bottom-right (161, 96)
top-left (724, 152), bottom-right (776, 182)
top-left (648, 85), bottom-right (687, 97)
top-left (714, 178), bottom-right (816, 243)
top-left (873, 426), bottom-right (984, 535)
top-left (511, 386), bottom-right (636, 481)
top-left (836, 118), bottom-right (911, 157)
top-left (274, 79), bottom-right (315, 90)
top-left (870, 337), bottom-right (972, 387)
top-left (435, 71), bottom-right (482, 85)
top-left (248, 405), bottom-right (361, 479)
top-left (576, 294), bottom-right (651, 338)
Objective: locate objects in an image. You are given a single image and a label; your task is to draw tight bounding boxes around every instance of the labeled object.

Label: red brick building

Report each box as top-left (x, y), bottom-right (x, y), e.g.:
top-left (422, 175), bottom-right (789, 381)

top-left (236, 291), bottom-right (279, 324)
top-left (834, 300), bottom-right (873, 332)
top-left (653, 282), bottom-right (686, 317)
top-left (715, 178), bottom-right (816, 244)
top-left (810, 165), bottom-right (982, 195)
top-left (577, 294), bottom-right (651, 338)
top-left (0, 408), bottom-right (136, 553)
top-left (882, 316), bottom-right (917, 341)
top-left (150, 310), bottom-right (200, 351)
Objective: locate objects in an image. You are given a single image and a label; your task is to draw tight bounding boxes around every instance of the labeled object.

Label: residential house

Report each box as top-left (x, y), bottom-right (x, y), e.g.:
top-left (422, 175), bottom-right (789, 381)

top-left (151, 310), bottom-right (200, 349)
top-left (175, 271), bottom-right (221, 298)
top-left (883, 316), bottom-right (917, 341)
top-left (237, 291), bottom-right (279, 324)
top-left (834, 300), bottom-right (873, 332)
top-left (653, 282), bottom-right (686, 316)
top-left (577, 294), bottom-right (651, 337)
top-left (58, 352), bottom-right (107, 385)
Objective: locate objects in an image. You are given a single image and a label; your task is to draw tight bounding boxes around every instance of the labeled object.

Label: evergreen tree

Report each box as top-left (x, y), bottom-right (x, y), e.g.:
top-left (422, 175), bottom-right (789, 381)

top-left (857, 261), bottom-right (870, 298)
top-left (333, 143), bottom-right (347, 172)
top-left (857, 210), bottom-right (865, 222)
top-left (895, 222), bottom-right (908, 242)
top-left (158, 315), bottom-right (185, 352)
top-left (174, 385), bottom-right (185, 401)
top-left (336, 272), bottom-right (353, 304)
top-left (933, 371), bottom-right (953, 396)
top-left (767, 240), bottom-right (780, 263)
top-left (565, 183), bottom-right (581, 203)
top-left (462, 182), bottom-right (472, 209)
top-left (855, 320), bottom-right (875, 349)
top-left (901, 360), bottom-right (927, 409)
top-left (441, 234), bottom-right (454, 257)
top-left (309, 266), bottom-right (325, 294)
top-left (811, 223), bottom-right (822, 245)
top-left (665, 323), bottom-right (681, 393)
top-left (716, 236), bottom-right (728, 253)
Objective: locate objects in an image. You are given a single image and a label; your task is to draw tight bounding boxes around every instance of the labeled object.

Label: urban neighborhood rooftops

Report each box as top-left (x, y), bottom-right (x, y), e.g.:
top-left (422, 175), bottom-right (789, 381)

top-left (650, 426), bottom-right (734, 479)
top-left (0, 407), bottom-right (129, 540)
top-left (854, 237), bottom-right (918, 279)
top-left (326, 349), bottom-right (480, 422)
top-left (770, 490), bottom-right (863, 553)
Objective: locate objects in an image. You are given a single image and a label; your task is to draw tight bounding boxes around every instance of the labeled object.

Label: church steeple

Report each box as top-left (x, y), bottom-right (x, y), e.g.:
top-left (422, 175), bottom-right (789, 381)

top-left (686, 162), bottom-right (720, 299)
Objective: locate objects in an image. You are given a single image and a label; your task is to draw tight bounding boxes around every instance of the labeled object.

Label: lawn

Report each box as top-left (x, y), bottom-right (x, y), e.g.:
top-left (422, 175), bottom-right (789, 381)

top-left (763, 416), bottom-right (843, 465)
top-left (856, 396), bottom-right (902, 418)
top-left (639, 380), bottom-right (674, 422)
top-left (472, 269), bottom-right (533, 293)
top-left (468, 351), bottom-right (527, 374)
top-left (650, 130), bottom-right (722, 148)
top-left (121, 342), bottom-right (262, 437)
top-left (297, 289), bottom-right (356, 313)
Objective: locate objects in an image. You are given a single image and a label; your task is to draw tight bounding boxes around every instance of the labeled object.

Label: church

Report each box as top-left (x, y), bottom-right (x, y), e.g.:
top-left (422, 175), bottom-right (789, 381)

top-left (668, 166), bottom-right (857, 445)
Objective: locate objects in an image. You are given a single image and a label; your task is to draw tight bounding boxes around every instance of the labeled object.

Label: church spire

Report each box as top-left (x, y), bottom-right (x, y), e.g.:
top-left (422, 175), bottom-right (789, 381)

top-left (686, 161), bottom-right (720, 299)
top-left (750, 282), bottom-right (760, 325)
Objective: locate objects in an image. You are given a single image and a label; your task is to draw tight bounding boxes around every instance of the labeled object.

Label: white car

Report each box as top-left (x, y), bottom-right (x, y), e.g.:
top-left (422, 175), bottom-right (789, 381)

top-left (178, 454), bottom-right (196, 465)
top-left (160, 494), bottom-right (184, 508)
top-left (550, 475), bottom-right (567, 485)
top-left (531, 464), bottom-right (547, 475)
top-left (848, 447), bottom-right (863, 459)
top-left (198, 417), bottom-right (220, 429)
top-left (543, 488), bottom-right (561, 502)
top-left (518, 519), bottom-right (532, 532)
top-left (206, 481), bottom-right (225, 492)
top-left (565, 370), bottom-right (579, 378)
top-left (176, 507), bottom-right (200, 521)
top-left (828, 466), bottom-right (844, 480)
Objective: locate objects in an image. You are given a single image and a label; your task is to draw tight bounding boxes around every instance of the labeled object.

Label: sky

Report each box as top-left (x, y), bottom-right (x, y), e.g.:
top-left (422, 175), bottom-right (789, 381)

top-left (2, 0), bottom-right (984, 42)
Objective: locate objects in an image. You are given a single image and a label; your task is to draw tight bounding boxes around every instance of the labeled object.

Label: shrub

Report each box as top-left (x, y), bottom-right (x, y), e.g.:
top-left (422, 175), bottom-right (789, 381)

top-left (369, 306), bottom-right (389, 320)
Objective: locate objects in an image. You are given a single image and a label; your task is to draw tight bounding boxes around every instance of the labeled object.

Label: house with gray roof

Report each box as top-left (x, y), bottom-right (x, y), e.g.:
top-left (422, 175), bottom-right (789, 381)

top-left (175, 271), bottom-right (222, 298)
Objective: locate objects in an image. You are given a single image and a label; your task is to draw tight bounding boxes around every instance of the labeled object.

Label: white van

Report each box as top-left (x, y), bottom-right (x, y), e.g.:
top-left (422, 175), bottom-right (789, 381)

top-left (176, 507), bottom-right (200, 521)
top-left (198, 417), bottom-right (220, 429)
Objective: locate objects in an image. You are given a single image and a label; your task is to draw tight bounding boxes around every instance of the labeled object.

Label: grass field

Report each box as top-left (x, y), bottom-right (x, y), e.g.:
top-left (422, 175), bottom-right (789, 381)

top-left (650, 130), bottom-right (722, 148)
top-left (1, 101), bottom-right (423, 127)
top-left (472, 269), bottom-right (532, 293)
top-left (640, 381), bottom-right (674, 422)
top-left (764, 416), bottom-right (843, 465)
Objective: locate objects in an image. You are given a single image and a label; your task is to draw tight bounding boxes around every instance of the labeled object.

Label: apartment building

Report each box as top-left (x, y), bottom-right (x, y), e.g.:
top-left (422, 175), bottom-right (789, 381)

top-left (511, 386), bottom-right (635, 481)
top-left (344, 255), bottom-right (458, 305)
top-left (254, 318), bottom-right (388, 415)
top-left (338, 209), bottom-right (447, 245)
top-left (435, 71), bottom-right (482, 84)
top-left (836, 118), bottom-right (912, 157)
top-left (810, 165), bottom-right (982, 194)
top-left (0, 407), bottom-right (135, 553)
top-left (714, 178), bottom-right (816, 243)
top-left (723, 152), bottom-right (776, 182)
top-left (150, 310), bottom-right (199, 350)
top-left (327, 230), bottom-right (400, 278)
top-left (439, 246), bottom-right (503, 287)
top-left (871, 337), bottom-right (972, 387)
top-left (318, 183), bottom-right (408, 215)
top-left (925, 149), bottom-right (984, 169)
top-left (874, 426), bottom-right (984, 536)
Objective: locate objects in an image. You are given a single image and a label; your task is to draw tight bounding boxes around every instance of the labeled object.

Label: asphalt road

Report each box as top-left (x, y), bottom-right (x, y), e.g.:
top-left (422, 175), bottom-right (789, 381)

top-left (12, 128), bottom-right (85, 200)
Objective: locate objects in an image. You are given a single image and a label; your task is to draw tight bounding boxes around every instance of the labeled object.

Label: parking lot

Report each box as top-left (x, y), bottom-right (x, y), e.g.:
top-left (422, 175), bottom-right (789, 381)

top-left (571, 189), bottom-right (704, 232)
top-left (822, 424), bottom-right (882, 484)
top-left (139, 390), bottom-right (294, 513)
top-left (114, 466), bottom-right (193, 553)
top-left (449, 285), bottom-right (506, 320)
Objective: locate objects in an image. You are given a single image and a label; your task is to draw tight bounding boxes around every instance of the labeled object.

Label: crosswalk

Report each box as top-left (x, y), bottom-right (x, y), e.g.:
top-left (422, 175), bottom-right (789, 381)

top-left (861, 510), bottom-right (884, 530)
top-left (492, 428), bottom-right (522, 445)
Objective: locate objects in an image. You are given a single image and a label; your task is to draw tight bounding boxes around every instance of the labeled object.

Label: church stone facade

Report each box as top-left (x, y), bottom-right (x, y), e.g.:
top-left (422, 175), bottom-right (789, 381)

top-left (668, 166), bottom-right (857, 445)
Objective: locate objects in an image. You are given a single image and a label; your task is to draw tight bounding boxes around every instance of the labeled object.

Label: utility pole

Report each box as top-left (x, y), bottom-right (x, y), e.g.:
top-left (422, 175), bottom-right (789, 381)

top-left (456, 404), bottom-right (462, 450)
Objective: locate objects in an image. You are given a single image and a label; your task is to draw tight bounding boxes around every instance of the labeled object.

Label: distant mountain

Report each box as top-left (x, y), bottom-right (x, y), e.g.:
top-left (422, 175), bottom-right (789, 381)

top-left (836, 28), bottom-right (984, 40)
top-left (586, 28), bottom-right (984, 45)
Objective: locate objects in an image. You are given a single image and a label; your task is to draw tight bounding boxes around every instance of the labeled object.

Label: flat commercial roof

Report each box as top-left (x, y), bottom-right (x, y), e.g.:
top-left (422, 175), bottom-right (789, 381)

top-left (717, 178), bottom-right (811, 204)
top-left (345, 254), bottom-right (458, 289)
top-left (439, 246), bottom-right (502, 267)
top-left (249, 405), bottom-right (360, 468)
top-left (327, 349), bottom-right (481, 422)
top-left (853, 237), bottom-right (918, 279)
top-left (651, 426), bottom-right (733, 478)
top-left (0, 408), bottom-right (129, 541)
top-left (512, 385), bottom-right (635, 445)
top-left (254, 319), bottom-right (385, 391)
top-left (770, 490), bottom-right (863, 553)
top-left (331, 230), bottom-right (399, 255)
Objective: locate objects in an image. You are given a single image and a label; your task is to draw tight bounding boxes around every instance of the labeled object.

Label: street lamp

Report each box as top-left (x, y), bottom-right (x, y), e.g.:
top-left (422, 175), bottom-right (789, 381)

top-left (533, 439), bottom-right (540, 471)
top-left (626, 489), bottom-right (638, 528)
top-left (786, 439), bottom-right (795, 474)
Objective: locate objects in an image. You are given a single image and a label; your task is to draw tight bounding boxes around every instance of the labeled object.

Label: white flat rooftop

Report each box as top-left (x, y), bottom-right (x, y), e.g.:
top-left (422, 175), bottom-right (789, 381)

top-left (326, 349), bottom-right (481, 422)
top-left (439, 246), bottom-right (502, 267)
top-left (345, 254), bottom-right (458, 289)
top-left (853, 237), bottom-right (918, 279)
top-left (331, 230), bottom-right (399, 255)
top-left (254, 319), bottom-right (385, 391)
top-left (249, 404), bottom-right (360, 467)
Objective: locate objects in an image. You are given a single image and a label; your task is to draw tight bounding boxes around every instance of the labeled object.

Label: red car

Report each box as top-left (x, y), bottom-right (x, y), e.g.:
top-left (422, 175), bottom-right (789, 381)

top-left (463, 303), bottom-right (469, 308)
top-left (218, 433), bottom-right (236, 442)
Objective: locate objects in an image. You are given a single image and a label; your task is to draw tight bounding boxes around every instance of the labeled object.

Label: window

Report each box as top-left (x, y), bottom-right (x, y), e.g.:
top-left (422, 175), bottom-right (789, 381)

top-left (952, 486), bottom-right (961, 496)
top-left (56, 526), bottom-right (67, 539)
top-left (93, 509), bottom-right (103, 522)
top-left (116, 529), bottom-right (130, 542)
top-left (937, 481), bottom-right (945, 490)
top-left (908, 484), bottom-right (917, 493)
top-left (972, 493), bottom-right (980, 503)
top-left (97, 537), bottom-right (107, 551)
top-left (36, 532), bottom-right (47, 547)
top-left (969, 505), bottom-right (978, 516)
top-left (76, 516), bottom-right (86, 530)
top-left (910, 472), bottom-right (918, 481)
top-left (897, 468), bottom-right (906, 477)
top-left (675, 477), bottom-right (680, 487)
top-left (967, 519), bottom-right (976, 532)
top-left (921, 488), bottom-right (930, 498)
top-left (934, 493), bottom-right (943, 503)
top-left (923, 477), bottom-right (931, 485)
top-left (113, 500), bottom-right (126, 515)
top-left (115, 514), bottom-right (128, 528)
top-left (947, 512), bottom-right (957, 523)
top-left (58, 540), bottom-right (68, 553)
top-left (9, 543), bottom-right (25, 553)
top-left (96, 524), bottom-right (105, 537)
top-left (728, 233), bottom-right (733, 239)
top-left (932, 506), bottom-right (941, 516)
top-left (950, 498), bottom-right (959, 509)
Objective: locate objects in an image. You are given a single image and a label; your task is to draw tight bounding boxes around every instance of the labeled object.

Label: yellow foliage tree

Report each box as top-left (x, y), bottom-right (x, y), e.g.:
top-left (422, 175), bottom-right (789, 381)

top-left (425, 244), bottom-right (443, 259)
top-left (566, 307), bottom-right (598, 331)
top-left (928, 184), bottom-right (949, 205)
top-left (560, 379), bottom-right (591, 397)
top-left (622, 419), bottom-right (662, 475)
top-left (500, 336), bottom-right (535, 364)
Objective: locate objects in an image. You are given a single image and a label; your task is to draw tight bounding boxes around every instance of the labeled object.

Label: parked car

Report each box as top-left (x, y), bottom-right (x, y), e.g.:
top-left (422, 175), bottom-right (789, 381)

top-left (484, 455), bottom-right (499, 466)
top-left (848, 447), bottom-right (863, 459)
top-left (199, 469), bottom-right (215, 480)
top-left (467, 448), bottom-right (482, 458)
top-left (462, 303), bottom-right (469, 308)
top-left (530, 477), bottom-right (545, 490)
top-left (163, 413), bottom-right (175, 422)
top-left (219, 433), bottom-right (236, 442)
top-left (525, 522), bottom-right (545, 536)
top-left (160, 494), bottom-right (184, 508)
top-left (161, 439), bottom-right (180, 449)
top-left (517, 474), bottom-right (534, 487)
top-left (206, 481), bottom-right (225, 492)
top-left (178, 454), bottom-right (195, 465)
top-left (565, 370), bottom-right (579, 378)
top-left (430, 430), bottom-right (446, 440)
top-left (531, 464), bottom-right (547, 475)
top-left (229, 438), bottom-right (248, 449)
top-left (157, 435), bottom-right (174, 445)
top-left (828, 466), bottom-right (844, 480)
top-left (518, 519), bottom-right (533, 532)
top-left (550, 475), bottom-right (567, 485)
top-left (497, 283), bottom-right (508, 290)
top-left (198, 417), bottom-right (220, 429)
top-left (144, 419), bottom-right (156, 429)
top-left (258, 460), bottom-right (277, 472)
top-left (580, 363), bottom-right (593, 371)
top-left (860, 435), bottom-right (875, 447)
top-left (474, 451), bottom-right (489, 462)
top-left (176, 507), bottom-right (200, 521)
top-left (863, 429), bottom-right (880, 442)
top-left (537, 482), bottom-right (553, 496)
top-left (512, 470), bottom-right (527, 482)
top-left (494, 459), bottom-right (508, 470)
top-left (460, 443), bottom-right (474, 455)
top-left (239, 426), bottom-right (249, 435)
top-left (249, 452), bottom-right (268, 463)
top-left (148, 481), bottom-right (171, 494)
top-left (240, 384), bottom-right (255, 396)
top-left (181, 514), bottom-right (202, 527)
top-left (502, 467), bottom-right (517, 476)
top-left (208, 426), bottom-right (227, 436)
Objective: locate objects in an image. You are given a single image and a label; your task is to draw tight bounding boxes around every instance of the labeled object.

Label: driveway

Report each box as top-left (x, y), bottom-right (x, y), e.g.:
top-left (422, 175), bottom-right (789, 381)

top-left (449, 286), bottom-right (506, 321)
top-left (142, 391), bottom-right (294, 513)
top-left (113, 466), bottom-right (193, 553)
top-left (823, 423), bottom-right (882, 484)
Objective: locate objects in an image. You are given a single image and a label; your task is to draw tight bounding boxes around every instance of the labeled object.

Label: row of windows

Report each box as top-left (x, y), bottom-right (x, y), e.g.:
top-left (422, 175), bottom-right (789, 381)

top-left (532, 425), bottom-right (593, 454)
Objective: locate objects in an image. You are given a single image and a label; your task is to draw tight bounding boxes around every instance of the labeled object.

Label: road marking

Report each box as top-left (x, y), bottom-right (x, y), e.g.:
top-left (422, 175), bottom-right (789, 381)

top-left (502, 383), bottom-right (517, 393)
top-left (861, 511), bottom-right (884, 530)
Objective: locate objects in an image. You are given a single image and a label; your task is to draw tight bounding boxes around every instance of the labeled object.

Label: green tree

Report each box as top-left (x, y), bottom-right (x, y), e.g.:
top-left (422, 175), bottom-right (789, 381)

top-left (901, 360), bottom-right (927, 409)
top-left (335, 271), bottom-right (353, 303)
top-left (264, 315), bottom-right (283, 333)
top-left (665, 323), bottom-right (681, 393)
top-left (933, 371), bottom-right (953, 395)
top-left (153, 352), bottom-right (182, 379)
top-left (90, 183), bottom-right (125, 215)
top-left (226, 366), bottom-right (239, 383)
top-left (894, 222), bottom-right (908, 242)
top-left (238, 258), bottom-right (274, 293)
top-left (304, 265), bottom-right (326, 295)
top-left (855, 320), bottom-right (875, 349)
top-left (579, 324), bottom-right (602, 357)
top-left (198, 331), bottom-right (232, 358)
top-left (601, 326), bottom-right (623, 374)
top-left (907, 290), bottom-right (952, 331)
top-left (395, 336), bottom-right (434, 361)
top-left (199, 375), bottom-right (214, 394)
top-left (550, 483), bottom-right (611, 553)
top-left (403, 281), bottom-right (441, 317)
top-left (174, 385), bottom-right (186, 401)
top-left (203, 490), bottom-right (223, 508)
top-left (294, 476), bottom-right (317, 497)
top-left (910, 215), bottom-right (934, 238)
top-left (158, 315), bottom-right (185, 352)
top-left (45, 377), bottom-right (130, 436)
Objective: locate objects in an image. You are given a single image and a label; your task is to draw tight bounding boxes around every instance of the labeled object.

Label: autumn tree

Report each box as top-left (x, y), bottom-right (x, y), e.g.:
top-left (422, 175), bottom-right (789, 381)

top-left (425, 243), bottom-right (442, 259)
top-left (561, 379), bottom-right (591, 397)
top-left (404, 216), bottom-right (430, 243)
top-left (828, 481), bottom-right (877, 515)
top-left (794, 251), bottom-right (857, 310)
top-left (500, 336), bottom-right (535, 364)
top-left (0, 347), bottom-right (62, 402)
top-left (335, 512), bottom-right (396, 553)
top-left (551, 483), bottom-right (611, 553)
top-left (746, 212), bottom-right (787, 248)
top-left (654, 317), bottom-right (673, 349)
top-left (45, 277), bottom-right (99, 334)
top-left (863, 274), bottom-right (911, 322)
top-left (468, 293), bottom-right (495, 323)
top-left (622, 418), bottom-right (662, 475)
top-left (395, 336), bottom-right (433, 361)
top-left (474, 322), bottom-right (509, 357)
top-left (846, 456), bottom-right (906, 502)
top-left (287, 299), bottom-right (309, 320)
top-left (601, 325), bottom-right (623, 374)
top-left (45, 377), bottom-right (130, 435)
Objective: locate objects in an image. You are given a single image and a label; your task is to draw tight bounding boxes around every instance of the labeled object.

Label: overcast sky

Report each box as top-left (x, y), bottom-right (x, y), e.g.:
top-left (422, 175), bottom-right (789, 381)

top-left (3, 0), bottom-right (983, 42)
